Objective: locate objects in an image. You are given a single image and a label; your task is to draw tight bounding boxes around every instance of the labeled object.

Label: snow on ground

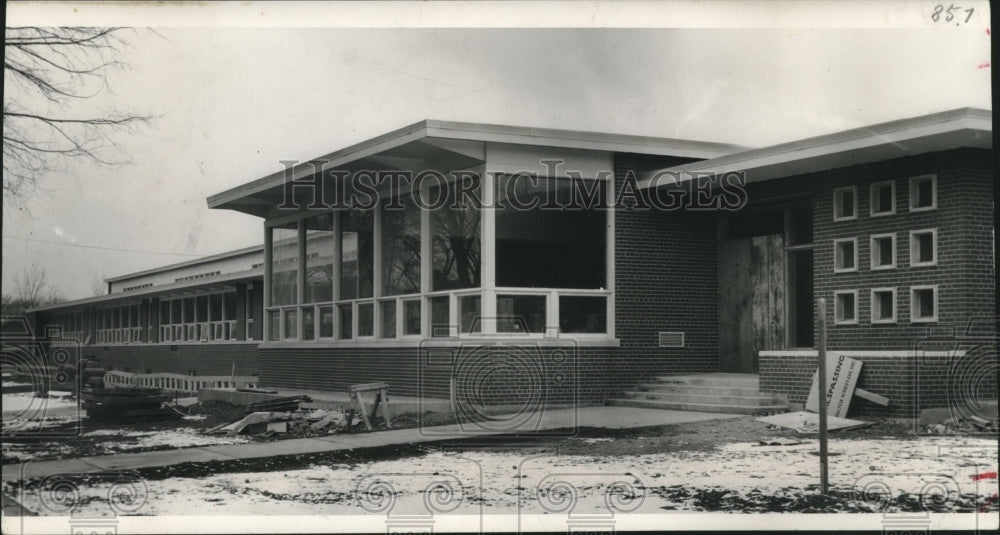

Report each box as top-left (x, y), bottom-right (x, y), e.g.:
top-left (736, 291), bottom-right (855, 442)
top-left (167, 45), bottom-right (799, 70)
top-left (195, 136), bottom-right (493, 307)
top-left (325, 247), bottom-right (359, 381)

top-left (84, 428), bottom-right (251, 452)
top-left (2, 393), bottom-right (78, 414)
top-left (2, 428), bottom-right (250, 462)
top-left (11, 435), bottom-right (997, 516)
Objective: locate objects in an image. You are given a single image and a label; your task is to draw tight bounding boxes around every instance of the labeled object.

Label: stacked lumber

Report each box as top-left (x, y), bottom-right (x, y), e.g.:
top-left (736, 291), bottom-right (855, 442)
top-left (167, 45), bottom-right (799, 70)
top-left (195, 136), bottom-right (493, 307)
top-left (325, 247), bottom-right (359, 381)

top-left (81, 387), bottom-right (180, 422)
top-left (244, 395), bottom-right (310, 414)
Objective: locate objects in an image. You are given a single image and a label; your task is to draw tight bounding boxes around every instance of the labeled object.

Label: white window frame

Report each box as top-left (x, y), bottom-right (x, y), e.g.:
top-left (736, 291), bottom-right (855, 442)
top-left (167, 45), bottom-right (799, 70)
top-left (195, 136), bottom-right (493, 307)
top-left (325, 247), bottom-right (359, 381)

top-left (909, 228), bottom-right (938, 268)
top-left (834, 290), bottom-right (859, 325)
top-left (260, 172), bottom-right (617, 346)
top-left (832, 186), bottom-right (857, 221)
top-left (833, 237), bottom-right (859, 273)
top-left (869, 180), bottom-right (896, 217)
top-left (870, 232), bottom-right (896, 270)
top-left (909, 174), bottom-right (937, 212)
top-left (910, 285), bottom-right (939, 323)
top-left (870, 287), bottom-right (897, 324)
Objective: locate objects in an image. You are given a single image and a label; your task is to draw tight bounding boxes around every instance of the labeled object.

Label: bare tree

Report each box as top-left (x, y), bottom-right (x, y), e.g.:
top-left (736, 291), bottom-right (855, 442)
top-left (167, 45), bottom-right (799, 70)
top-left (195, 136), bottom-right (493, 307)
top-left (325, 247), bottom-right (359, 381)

top-left (89, 270), bottom-right (108, 297)
top-left (1, 265), bottom-right (64, 315)
top-left (3, 27), bottom-right (155, 206)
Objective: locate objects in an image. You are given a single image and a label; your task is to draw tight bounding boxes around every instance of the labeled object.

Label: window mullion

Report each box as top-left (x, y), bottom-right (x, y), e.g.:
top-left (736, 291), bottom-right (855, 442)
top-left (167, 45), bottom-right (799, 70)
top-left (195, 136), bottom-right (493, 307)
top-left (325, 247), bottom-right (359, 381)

top-left (481, 166), bottom-right (496, 335)
top-left (420, 179), bottom-right (431, 337)
top-left (296, 218), bottom-right (306, 339)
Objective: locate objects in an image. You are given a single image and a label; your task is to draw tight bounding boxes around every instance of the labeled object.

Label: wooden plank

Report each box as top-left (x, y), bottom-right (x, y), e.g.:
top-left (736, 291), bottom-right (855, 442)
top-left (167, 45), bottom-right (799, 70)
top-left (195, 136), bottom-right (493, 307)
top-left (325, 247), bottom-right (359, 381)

top-left (349, 382), bottom-right (389, 392)
top-left (855, 387), bottom-right (890, 407)
top-left (719, 239), bottom-right (752, 372)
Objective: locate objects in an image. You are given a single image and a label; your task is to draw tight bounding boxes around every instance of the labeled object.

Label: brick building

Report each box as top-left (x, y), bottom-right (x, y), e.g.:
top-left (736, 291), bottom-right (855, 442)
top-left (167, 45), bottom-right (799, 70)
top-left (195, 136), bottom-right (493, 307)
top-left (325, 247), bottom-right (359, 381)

top-left (30, 107), bottom-right (995, 418)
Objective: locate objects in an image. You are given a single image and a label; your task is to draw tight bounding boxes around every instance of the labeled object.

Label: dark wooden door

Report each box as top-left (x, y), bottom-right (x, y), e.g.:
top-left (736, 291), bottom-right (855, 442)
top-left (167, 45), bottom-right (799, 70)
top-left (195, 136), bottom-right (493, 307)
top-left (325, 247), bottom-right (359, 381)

top-left (718, 234), bottom-right (786, 373)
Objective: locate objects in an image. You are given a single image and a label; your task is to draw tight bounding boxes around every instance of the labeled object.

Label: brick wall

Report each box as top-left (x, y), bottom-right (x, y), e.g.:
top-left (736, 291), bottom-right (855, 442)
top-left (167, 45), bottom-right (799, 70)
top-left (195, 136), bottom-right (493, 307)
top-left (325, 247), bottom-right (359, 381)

top-left (758, 148), bottom-right (996, 418)
top-left (93, 343), bottom-right (260, 377)
top-left (257, 345), bottom-right (612, 405)
top-left (611, 153), bottom-right (720, 390)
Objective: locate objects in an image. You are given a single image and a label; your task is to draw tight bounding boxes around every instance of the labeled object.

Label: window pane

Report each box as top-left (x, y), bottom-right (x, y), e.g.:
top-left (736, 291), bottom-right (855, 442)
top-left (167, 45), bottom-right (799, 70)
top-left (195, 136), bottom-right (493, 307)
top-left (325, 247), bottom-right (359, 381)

top-left (183, 298), bottom-right (194, 323)
top-left (430, 296), bottom-right (450, 337)
top-left (837, 242), bottom-right (855, 269)
top-left (210, 293), bottom-right (223, 321)
top-left (498, 295), bottom-right (545, 333)
top-left (380, 300), bottom-right (396, 338)
top-left (196, 295), bottom-right (208, 323)
top-left (170, 300), bottom-right (181, 324)
top-left (431, 177), bottom-right (481, 290)
top-left (403, 300), bottom-right (421, 336)
top-left (340, 210), bottom-right (374, 300)
top-left (560, 296), bottom-right (607, 333)
top-left (876, 184), bottom-right (893, 213)
top-left (460, 295), bottom-right (481, 334)
top-left (917, 234), bottom-right (934, 263)
top-left (268, 310), bottom-right (280, 341)
top-left (916, 289), bottom-right (935, 317)
top-left (496, 176), bottom-right (606, 288)
top-left (838, 190), bottom-right (854, 218)
top-left (223, 292), bottom-right (236, 321)
top-left (283, 308), bottom-right (298, 340)
top-left (319, 306), bottom-right (334, 338)
top-left (358, 303), bottom-right (374, 337)
top-left (915, 179), bottom-right (933, 207)
top-left (838, 294), bottom-right (855, 321)
top-left (877, 238), bottom-right (893, 266)
top-left (304, 214), bottom-right (334, 303)
top-left (338, 304), bottom-right (353, 339)
top-left (382, 195), bottom-right (421, 296)
top-left (270, 224), bottom-right (299, 306)
top-left (302, 307), bottom-right (315, 341)
top-left (877, 292), bottom-right (893, 320)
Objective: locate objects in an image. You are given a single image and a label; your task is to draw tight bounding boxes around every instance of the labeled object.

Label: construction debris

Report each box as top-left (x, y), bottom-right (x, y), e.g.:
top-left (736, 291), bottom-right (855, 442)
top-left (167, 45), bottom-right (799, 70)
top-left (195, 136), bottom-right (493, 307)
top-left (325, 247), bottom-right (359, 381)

top-left (754, 437), bottom-right (805, 446)
top-left (213, 408), bottom-right (359, 436)
top-left (245, 395), bottom-right (311, 414)
top-left (854, 388), bottom-right (890, 407)
top-left (82, 387), bottom-right (182, 422)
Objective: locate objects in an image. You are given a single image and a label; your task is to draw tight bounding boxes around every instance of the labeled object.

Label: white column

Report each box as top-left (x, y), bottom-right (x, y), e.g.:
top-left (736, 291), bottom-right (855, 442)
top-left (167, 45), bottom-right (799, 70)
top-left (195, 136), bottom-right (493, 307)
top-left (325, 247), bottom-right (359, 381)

top-left (420, 179), bottom-right (432, 337)
top-left (606, 175), bottom-right (616, 339)
top-left (480, 164), bottom-right (497, 335)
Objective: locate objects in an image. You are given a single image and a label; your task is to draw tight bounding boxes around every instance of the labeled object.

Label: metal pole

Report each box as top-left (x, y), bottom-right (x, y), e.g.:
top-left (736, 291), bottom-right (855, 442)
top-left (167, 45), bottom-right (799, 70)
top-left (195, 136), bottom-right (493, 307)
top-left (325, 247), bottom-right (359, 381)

top-left (817, 297), bottom-right (829, 495)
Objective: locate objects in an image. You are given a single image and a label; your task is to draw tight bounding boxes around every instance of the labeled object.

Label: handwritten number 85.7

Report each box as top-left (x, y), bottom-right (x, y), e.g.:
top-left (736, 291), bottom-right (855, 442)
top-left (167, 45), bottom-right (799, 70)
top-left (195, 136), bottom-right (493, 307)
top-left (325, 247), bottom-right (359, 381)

top-left (931, 5), bottom-right (975, 23)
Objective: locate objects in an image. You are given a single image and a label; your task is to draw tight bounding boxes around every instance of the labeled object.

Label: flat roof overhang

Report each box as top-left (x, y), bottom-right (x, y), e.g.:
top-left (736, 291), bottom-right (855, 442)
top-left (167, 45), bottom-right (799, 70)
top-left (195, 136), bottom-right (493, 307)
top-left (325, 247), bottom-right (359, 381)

top-left (28, 269), bottom-right (263, 314)
top-left (637, 107), bottom-right (992, 189)
top-left (207, 119), bottom-right (747, 218)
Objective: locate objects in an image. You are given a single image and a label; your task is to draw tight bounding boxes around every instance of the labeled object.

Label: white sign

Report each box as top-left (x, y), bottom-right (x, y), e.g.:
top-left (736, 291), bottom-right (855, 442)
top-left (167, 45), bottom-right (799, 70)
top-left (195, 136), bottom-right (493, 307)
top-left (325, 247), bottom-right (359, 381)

top-left (805, 354), bottom-right (863, 418)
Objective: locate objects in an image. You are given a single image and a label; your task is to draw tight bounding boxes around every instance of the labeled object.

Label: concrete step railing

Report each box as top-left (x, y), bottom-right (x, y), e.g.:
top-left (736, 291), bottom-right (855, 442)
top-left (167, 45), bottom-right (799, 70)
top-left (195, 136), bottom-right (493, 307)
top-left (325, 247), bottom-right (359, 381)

top-left (104, 370), bottom-right (258, 394)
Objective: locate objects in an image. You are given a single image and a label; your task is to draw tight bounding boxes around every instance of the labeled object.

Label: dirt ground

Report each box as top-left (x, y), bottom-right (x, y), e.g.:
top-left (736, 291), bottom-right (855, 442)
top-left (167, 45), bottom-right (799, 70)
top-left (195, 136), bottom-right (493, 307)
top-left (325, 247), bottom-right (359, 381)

top-left (1, 396), bottom-right (924, 464)
top-left (6, 403), bottom-right (997, 515)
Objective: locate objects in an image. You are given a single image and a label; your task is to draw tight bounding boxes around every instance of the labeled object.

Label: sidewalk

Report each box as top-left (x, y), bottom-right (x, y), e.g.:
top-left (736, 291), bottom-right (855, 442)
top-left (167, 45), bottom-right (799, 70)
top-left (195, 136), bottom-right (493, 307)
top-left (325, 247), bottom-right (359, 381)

top-left (2, 407), bottom-right (738, 483)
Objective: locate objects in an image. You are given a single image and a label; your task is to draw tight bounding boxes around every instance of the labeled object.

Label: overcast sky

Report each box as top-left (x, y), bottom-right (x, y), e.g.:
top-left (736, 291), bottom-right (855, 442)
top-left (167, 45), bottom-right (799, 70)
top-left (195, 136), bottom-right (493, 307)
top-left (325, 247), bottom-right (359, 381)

top-left (2, 2), bottom-right (992, 300)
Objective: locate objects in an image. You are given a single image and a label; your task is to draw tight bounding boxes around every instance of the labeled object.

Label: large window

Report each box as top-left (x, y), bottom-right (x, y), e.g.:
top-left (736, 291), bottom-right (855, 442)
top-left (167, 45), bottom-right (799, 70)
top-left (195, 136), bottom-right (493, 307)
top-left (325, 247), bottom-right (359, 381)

top-left (270, 223), bottom-right (299, 306)
top-left (431, 177), bottom-right (481, 291)
top-left (263, 170), bottom-right (613, 342)
top-left (340, 210), bottom-right (374, 300)
top-left (382, 195), bottom-right (421, 296)
top-left (304, 214), bottom-right (335, 303)
top-left (496, 176), bottom-right (607, 289)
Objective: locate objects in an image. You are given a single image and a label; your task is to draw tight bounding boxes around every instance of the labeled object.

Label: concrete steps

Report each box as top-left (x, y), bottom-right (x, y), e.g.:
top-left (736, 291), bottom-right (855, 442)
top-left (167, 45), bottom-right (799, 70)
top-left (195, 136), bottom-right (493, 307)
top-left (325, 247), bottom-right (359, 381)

top-left (608, 373), bottom-right (788, 415)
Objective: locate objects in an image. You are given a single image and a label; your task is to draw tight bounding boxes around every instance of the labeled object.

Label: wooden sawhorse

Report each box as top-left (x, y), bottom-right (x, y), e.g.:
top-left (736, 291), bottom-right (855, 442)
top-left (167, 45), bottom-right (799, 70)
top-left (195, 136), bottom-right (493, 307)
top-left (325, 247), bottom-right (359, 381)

top-left (347, 382), bottom-right (392, 431)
